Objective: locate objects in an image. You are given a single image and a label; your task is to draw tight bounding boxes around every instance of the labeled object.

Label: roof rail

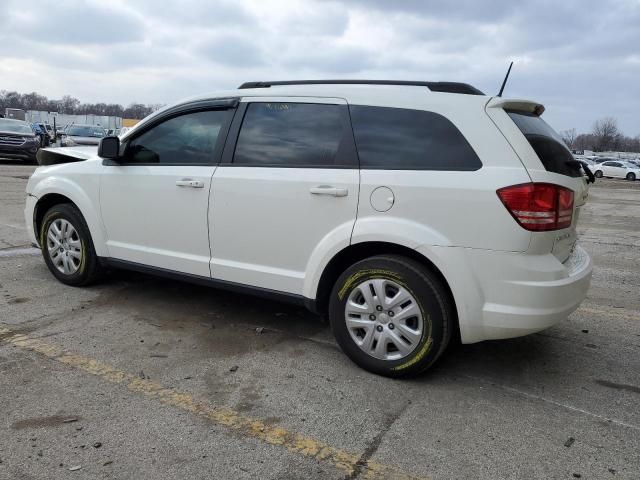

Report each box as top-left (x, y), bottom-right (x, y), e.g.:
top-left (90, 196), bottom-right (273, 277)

top-left (238, 80), bottom-right (484, 95)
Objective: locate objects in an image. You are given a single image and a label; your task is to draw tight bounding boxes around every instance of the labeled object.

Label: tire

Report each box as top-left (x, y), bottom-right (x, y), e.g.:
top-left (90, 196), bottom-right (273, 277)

top-left (40, 204), bottom-right (103, 286)
top-left (329, 255), bottom-right (454, 378)
top-left (626, 172), bottom-right (636, 181)
top-left (594, 170), bottom-right (603, 178)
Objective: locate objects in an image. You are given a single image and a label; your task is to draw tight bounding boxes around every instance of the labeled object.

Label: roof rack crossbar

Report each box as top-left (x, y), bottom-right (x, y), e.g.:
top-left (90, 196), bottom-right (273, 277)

top-left (238, 80), bottom-right (484, 95)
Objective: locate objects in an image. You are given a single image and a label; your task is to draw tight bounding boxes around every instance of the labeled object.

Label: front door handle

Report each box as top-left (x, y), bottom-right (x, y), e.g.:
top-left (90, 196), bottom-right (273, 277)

top-left (310, 185), bottom-right (348, 197)
top-left (176, 179), bottom-right (204, 188)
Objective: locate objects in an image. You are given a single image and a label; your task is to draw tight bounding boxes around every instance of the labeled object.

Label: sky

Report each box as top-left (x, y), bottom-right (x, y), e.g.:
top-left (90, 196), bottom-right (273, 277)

top-left (1, 0), bottom-right (639, 136)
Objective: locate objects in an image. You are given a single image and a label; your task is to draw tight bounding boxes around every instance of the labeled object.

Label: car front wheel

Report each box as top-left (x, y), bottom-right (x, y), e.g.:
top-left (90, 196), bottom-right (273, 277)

top-left (40, 204), bottom-right (103, 286)
top-left (594, 170), bottom-right (603, 178)
top-left (329, 255), bottom-right (454, 377)
top-left (626, 172), bottom-right (636, 181)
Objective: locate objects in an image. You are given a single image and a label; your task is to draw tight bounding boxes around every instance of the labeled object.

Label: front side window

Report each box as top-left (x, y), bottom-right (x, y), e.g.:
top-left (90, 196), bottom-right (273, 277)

top-left (233, 102), bottom-right (352, 167)
top-left (124, 110), bottom-right (229, 165)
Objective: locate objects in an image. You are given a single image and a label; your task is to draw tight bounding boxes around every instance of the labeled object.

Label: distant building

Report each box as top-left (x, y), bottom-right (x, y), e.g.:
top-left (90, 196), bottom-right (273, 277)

top-left (25, 110), bottom-right (122, 130)
top-left (5, 108), bottom-right (26, 120)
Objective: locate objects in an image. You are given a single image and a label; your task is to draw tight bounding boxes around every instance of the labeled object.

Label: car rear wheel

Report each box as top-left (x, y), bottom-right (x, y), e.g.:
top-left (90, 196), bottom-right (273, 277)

top-left (626, 172), bottom-right (636, 181)
top-left (40, 204), bottom-right (103, 286)
top-left (329, 255), bottom-right (454, 378)
top-left (594, 170), bottom-right (603, 178)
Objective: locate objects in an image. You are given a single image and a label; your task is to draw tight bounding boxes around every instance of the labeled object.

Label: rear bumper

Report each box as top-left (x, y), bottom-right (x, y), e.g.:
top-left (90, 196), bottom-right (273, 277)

top-left (417, 244), bottom-right (592, 343)
top-left (474, 245), bottom-right (592, 341)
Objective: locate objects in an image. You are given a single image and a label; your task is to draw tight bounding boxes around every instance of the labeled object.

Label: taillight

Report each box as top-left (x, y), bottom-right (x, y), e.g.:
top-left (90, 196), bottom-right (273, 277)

top-left (497, 183), bottom-right (574, 231)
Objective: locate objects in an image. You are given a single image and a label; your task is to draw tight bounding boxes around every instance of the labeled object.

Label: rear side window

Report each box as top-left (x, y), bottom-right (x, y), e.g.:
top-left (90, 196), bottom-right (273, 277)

top-left (233, 102), bottom-right (355, 167)
top-left (349, 105), bottom-right (482, 170)
top-left (507, 111), bottom-right (582, 178)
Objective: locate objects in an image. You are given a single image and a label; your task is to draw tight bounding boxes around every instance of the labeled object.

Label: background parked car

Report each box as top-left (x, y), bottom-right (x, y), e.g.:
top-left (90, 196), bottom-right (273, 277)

top-left (0, 118), bottom-right (40, 163)
top-left (593, 160), bottom-right (640, 181)
top-left (35, 123), bottom-right (52, 146)
top-left (577, 157), bottom-right (597, 167)
top-left (31, 123), bottom-right (47, 147)
top-left (628, 159), bottom-right (640, 168)
top-left (59, 124), bottom-right (106, 146)
top-left (43, 123), bottom-right (54, 141)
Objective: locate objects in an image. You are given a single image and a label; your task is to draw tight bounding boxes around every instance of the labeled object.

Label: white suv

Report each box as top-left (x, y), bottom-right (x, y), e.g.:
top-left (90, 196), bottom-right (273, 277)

top-left (24, 80), bottom-right (593, 377)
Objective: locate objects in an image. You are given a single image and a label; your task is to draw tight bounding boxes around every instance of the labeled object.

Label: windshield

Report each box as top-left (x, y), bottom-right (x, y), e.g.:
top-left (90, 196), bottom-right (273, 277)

top-left (0, 119), bottom-right (33, 135)
top-left (507, 111), bottom-right (582, 178)
top-left (67, 126), bottom-right (105, 138)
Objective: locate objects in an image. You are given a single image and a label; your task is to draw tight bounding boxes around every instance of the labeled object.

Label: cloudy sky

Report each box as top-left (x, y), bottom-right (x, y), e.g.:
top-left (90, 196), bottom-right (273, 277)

top-left (1, 0), bottom-right (639, 135)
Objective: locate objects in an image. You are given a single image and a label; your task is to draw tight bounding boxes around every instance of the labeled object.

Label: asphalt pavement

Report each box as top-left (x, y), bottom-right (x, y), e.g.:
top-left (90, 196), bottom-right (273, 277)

top-left (1, 161), bottom-right (639, 479)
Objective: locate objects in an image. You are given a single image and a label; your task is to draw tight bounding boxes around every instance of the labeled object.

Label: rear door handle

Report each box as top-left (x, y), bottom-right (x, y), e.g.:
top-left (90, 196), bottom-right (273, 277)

top-left (310, 185), bottom-right (348, 197)
top-left (176, 179), bottom-right (204, 188)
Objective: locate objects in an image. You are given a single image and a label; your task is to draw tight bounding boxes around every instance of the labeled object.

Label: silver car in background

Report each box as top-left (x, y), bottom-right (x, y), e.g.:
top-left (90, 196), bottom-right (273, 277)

top-left (59, 124), bottom-right (106, 147)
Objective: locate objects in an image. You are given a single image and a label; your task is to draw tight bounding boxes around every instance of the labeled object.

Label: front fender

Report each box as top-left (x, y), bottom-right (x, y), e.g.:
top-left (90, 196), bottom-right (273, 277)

top-left (29, 174), bottom-right (108, 257)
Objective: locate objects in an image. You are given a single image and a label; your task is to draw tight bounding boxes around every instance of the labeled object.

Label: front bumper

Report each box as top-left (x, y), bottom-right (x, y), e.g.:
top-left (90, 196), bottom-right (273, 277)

top-left (418, 244), bottom-right (593, 343)
top-left (24, 194), bottom-right (39, 246)
top-left (0, 146), bottom-right (38, 162)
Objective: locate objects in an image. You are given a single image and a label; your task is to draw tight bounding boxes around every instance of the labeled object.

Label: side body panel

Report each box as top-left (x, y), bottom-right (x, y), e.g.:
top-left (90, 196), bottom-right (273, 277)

top-left (211, 167), bottom-right (359, 294)
top-left (210, 97), bottom-right (359, 296)
top-left (99, 164), bottom-right (217, 276)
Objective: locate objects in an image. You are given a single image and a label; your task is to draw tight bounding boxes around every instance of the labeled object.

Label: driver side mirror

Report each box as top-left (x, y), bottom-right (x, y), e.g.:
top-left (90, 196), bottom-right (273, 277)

top-left (98, 136), bottom-right (120, 159)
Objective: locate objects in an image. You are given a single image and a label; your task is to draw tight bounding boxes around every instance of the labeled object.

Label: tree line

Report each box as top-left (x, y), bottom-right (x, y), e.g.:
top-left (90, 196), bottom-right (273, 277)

top-left (0, 90), bottom-right (164, 120)
top-left (2, 90), bottom-right (638, 151)
top-left (560, 117), bottom-right (640, 153)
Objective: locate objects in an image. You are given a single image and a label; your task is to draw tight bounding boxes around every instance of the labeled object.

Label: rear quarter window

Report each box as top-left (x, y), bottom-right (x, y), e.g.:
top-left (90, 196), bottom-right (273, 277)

top-left (349, 105), bottom-right (482, 171)
top-left (507, 111), bottom-right (582, 178)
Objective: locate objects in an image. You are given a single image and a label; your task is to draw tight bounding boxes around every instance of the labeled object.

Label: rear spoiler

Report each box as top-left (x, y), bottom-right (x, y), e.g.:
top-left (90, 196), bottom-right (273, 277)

top-left (37, 147), bottom-right (95, 166)
top-left (486, 97), bottom-right (545, 116)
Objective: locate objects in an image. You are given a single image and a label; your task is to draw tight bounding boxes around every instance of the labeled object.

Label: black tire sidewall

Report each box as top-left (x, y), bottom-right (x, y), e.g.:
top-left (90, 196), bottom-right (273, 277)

top-left (595, 170), bottom-right (603, 178)
top-left (40, 204), bottom-right (99, 286)
top-left (329, 256), bottom-right (452, 377)
top-left (627, 173), bottom-right (636, 181)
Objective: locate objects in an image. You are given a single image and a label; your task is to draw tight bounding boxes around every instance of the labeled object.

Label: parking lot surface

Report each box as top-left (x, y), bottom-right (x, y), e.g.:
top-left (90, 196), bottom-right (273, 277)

top-left (1, 162), bottom-right (639, 479)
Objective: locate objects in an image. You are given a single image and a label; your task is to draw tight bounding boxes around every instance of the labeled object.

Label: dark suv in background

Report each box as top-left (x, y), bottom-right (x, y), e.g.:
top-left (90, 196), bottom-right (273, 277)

top-left (0, 118), bottom-right (39, 163)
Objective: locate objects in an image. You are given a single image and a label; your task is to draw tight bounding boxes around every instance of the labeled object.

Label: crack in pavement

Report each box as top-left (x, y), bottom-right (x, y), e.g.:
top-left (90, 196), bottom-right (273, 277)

top-left (344, 402), bottom-right (411, 480)
top-left (462, 374), bottom-right (640, 432)
top-left (0, 326), bottom-right (427, 480)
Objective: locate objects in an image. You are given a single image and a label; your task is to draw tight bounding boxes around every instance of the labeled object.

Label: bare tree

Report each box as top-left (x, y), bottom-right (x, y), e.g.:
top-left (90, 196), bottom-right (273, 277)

top-left (560, 128), bottom-right (577, 149)
top-left (59, 95), bottom-right (80, 114)
top-left (592, 117), bottom-right (620, 151)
